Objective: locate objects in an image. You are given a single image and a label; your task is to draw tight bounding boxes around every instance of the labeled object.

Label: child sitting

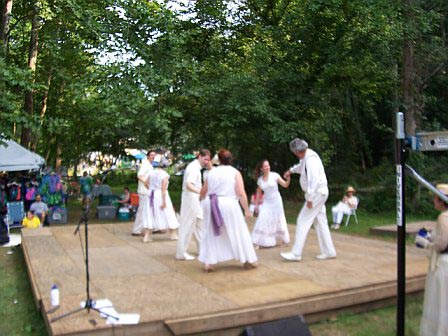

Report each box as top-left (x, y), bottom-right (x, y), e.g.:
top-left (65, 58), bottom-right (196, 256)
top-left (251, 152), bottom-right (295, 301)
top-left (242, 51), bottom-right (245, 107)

top-left (22, 210), bottom-right (41, 229)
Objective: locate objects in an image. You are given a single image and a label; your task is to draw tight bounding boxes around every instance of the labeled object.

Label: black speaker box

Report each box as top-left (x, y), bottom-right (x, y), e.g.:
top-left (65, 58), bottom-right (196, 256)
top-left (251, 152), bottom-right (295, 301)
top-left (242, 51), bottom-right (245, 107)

top-left (243, 315), bottom-right (312, 336)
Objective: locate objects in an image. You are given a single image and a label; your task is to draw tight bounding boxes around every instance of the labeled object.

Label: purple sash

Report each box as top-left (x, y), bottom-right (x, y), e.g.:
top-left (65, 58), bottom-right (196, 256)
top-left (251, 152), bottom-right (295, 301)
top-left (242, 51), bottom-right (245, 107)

top-left (209, 193), bottom-right (224, 236)
top-left (149, 190), bottom-right (155, 209)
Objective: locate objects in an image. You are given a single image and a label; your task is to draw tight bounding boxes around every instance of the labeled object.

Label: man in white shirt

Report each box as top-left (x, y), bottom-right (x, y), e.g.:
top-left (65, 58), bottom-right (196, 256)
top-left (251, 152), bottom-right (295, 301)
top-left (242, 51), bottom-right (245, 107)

top-left (280, 138), bottom-right (336, 261)
top-left (132, 150), bottom-right (155, 236)
top-left (176, 149), bottom-right (211, 260)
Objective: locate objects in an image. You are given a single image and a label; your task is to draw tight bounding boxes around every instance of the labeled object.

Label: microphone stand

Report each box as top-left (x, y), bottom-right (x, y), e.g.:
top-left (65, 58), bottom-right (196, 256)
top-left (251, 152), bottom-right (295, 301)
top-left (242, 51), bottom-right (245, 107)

top-left (51, 171), bottom-right (118, 323)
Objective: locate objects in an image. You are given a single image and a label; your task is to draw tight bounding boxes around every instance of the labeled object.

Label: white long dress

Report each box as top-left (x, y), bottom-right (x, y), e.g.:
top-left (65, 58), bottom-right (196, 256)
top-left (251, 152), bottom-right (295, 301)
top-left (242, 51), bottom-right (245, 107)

top-left (420, 210), bottom-right (448, 336)
top-left (147, 169), bottom-right (179, 231)
top-left (198, 165), bottom-right (258, 265)
top-left (251, 172), bottom-right (290, 247)
top-left (132, 160), bottom-right (153, 234)
top-left (176, 159), bottom-right (204, 258)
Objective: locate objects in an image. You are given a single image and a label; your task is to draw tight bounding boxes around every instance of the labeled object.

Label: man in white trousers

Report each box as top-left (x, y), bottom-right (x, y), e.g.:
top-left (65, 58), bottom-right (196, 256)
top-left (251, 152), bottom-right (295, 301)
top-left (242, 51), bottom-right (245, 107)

top-left (176, 149), bottom-right (211, 260)
top-left (281, 138), bottom-right (336, 261)
top-left (132, 150), bottom-right (155, 235)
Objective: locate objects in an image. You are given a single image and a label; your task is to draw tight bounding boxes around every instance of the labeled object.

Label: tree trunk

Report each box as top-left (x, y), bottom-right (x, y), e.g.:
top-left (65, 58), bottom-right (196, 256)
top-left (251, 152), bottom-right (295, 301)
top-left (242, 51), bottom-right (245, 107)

top-left (55, 140), bottom-right (62, 171)
top-left (21, 4), bottom-right (39, 148)
top-left (402, 0), bottom-right (419, 136)
top-left (30, 72), bottom-right (52, 151)
top-left (0, 0), bottom-right (12, 53)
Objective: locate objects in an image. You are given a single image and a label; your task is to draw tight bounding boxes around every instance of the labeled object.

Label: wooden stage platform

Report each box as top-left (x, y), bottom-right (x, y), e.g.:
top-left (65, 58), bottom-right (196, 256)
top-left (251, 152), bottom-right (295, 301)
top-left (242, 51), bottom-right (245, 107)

top-left (22, 222), bottom-right (428, 336)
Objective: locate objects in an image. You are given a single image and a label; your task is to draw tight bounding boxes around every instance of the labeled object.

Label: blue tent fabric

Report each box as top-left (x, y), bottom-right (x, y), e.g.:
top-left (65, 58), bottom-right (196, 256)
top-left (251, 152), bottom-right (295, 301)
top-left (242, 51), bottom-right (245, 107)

top-left (133, 153), bottom-right (146, 160)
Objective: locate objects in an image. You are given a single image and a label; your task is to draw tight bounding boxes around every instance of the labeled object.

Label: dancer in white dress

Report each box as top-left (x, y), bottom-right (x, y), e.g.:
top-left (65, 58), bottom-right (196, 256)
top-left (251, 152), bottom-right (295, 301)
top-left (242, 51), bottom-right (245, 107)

top-left (145, 158), bottom-right (179, 242)
top-left (199, 149), bottom-right (258, 272)
top-left (251, 160), bottom-right (291, 248)
top-left (132, 150), bottom-right (155, 236)
top-left (416, 184), bottom-right (448, 336)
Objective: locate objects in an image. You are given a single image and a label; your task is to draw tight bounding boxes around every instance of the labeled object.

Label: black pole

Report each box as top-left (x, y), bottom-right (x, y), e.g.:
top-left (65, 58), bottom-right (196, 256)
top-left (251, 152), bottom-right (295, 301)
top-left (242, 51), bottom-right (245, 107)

top-left (85, 206), bottom-right (91, 311)
top-left (395, 112), bottom-right (405, 336)
top-left (50, 173), bottom-right (118, 322)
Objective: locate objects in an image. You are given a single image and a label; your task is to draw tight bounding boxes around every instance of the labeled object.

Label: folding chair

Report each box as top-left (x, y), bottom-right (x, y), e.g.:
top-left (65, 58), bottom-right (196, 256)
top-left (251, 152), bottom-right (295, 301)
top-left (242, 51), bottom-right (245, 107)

top-left (6, 201), bottom-right (24, 229)
top-left (344, 198), bottom-right (359, 226)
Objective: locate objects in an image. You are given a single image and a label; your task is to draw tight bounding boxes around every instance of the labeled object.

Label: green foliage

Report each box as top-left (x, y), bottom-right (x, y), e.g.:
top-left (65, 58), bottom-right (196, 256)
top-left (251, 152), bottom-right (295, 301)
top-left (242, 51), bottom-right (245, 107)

top-left (0, 0), bottom-right (447, 218)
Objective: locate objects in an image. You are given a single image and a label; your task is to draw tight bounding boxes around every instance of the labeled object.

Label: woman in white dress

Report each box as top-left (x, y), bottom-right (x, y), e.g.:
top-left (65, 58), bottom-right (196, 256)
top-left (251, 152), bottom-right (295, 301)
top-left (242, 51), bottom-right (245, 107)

top-left (251, 160), bottom-right (291, 249)
top-left (144, 158), bottom-right (179, 242)
top-left (199, 149), bottom-right (258, 272)
top-left (416, 184), bottom-right (448, 336)
top-left (331, 186), bottom-right (358, 229)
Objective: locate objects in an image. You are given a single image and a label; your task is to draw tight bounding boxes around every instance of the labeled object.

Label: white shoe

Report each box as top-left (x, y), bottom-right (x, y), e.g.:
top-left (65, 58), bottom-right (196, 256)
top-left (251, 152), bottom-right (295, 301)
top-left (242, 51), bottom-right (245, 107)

top-left (316, 254), bottom-right (336, 260)
top-left (280, 252), bottom-right (302, 262)
top-left (176, 253), bottom-right (195, 261)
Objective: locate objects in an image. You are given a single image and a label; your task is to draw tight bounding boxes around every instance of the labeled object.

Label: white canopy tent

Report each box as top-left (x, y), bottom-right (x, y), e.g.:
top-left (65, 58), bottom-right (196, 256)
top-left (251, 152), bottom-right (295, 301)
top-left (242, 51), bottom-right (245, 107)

top-left (0, 138), bottom-right (46, 172)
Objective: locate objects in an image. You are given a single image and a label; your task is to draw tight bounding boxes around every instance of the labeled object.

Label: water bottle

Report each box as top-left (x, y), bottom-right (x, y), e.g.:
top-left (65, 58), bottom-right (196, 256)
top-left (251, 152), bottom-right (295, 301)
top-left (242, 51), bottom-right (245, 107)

top-left (50, 284), bottom-right (60, 307)
top-left (416, 228), bottom-right (429, 248)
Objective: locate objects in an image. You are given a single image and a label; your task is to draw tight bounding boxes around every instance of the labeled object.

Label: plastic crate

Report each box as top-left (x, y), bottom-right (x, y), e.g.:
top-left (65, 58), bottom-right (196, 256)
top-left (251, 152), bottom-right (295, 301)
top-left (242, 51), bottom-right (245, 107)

top-left (97, 206), bottom-right (117, 219)
top-left (48, 208), bottom-right (68, 224)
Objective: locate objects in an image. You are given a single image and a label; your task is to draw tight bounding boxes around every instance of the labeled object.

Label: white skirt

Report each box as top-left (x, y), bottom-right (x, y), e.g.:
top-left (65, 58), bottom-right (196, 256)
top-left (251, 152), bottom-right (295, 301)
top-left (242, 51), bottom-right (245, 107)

top-left (148, 190), bottom-right (179, 230)
top-left (132, 194), bottom-right (150, 234)
top-left (199, 196), bottom-right (258, 265)
top-left (251, 195), bottom-right (290, 247)
top-left (420, 254), bottom-right (448, 336)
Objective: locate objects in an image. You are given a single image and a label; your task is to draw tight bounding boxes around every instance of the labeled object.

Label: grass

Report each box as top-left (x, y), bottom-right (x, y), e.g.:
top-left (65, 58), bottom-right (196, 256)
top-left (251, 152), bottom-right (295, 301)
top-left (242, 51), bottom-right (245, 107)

top-left (0, 245), bottom-right (47, 336)
top-left (0, 188), bottom-right (431, 336)
top-left (308, 293), bottom-right (423, 336)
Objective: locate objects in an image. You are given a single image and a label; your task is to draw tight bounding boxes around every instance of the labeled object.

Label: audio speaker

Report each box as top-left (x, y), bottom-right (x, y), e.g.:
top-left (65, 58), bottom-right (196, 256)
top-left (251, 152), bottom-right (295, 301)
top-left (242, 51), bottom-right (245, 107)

top-left (243, 315), bottom-right (312, 336)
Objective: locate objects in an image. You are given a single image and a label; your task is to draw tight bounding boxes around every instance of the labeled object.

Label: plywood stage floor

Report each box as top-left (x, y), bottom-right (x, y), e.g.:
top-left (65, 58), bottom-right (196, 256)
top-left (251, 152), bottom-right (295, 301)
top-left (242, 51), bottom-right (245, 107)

top-left (22, 222), bottom-right (428, 336)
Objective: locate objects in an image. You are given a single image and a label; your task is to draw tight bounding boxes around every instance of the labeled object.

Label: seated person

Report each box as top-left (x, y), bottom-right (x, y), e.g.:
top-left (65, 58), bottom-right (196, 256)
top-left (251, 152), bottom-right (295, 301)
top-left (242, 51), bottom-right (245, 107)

top-left (117, 186), bottom-right (131, 207)
top-left (30, 194), bottom-right (49, 226)
top-left (22, 210), bottom-right (41, 229)
top-left (331, 186), bottom-right (358, 229)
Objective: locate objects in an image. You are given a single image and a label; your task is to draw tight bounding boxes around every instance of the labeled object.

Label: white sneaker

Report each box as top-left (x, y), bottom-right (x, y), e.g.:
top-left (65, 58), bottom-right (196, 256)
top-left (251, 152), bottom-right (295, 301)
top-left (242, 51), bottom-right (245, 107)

top-left (280, 252), bottom-right (302, 262)
top-left (316, 254), bottom-right (336, 260)
top-left (176, 253), bottom-right (195, 261)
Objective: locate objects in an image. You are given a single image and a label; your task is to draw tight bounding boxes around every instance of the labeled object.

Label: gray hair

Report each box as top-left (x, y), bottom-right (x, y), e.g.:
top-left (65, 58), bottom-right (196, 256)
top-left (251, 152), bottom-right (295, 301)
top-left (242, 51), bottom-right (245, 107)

top-left (289, 138), bottom-right (308, 153)
top-left (159, 158), bottom-right (170, 168)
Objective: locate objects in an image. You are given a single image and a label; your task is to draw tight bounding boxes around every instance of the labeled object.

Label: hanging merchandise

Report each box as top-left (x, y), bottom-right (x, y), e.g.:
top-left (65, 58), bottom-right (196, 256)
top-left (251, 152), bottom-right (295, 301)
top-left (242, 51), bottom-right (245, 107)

top-left (49, 173), bottom-right (61, 193)
top-left (39, 172), bottom-right (67, 224)
top-left (8, 182), bottom-right (21, 201)
top-left (25, 183), bottom-right (37, 202)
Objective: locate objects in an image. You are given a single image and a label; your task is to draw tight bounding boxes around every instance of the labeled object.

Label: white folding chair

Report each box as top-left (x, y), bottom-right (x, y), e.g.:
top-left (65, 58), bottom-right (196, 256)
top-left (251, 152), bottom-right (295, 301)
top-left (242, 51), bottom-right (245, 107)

top-left (344, 199), bottom-right (359, 226)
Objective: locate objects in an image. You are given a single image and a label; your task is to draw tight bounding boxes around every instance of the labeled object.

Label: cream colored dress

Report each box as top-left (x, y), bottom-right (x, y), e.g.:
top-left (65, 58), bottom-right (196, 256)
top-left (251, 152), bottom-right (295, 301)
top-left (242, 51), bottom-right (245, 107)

top-left (420, 210), bottom-right (448, 336)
